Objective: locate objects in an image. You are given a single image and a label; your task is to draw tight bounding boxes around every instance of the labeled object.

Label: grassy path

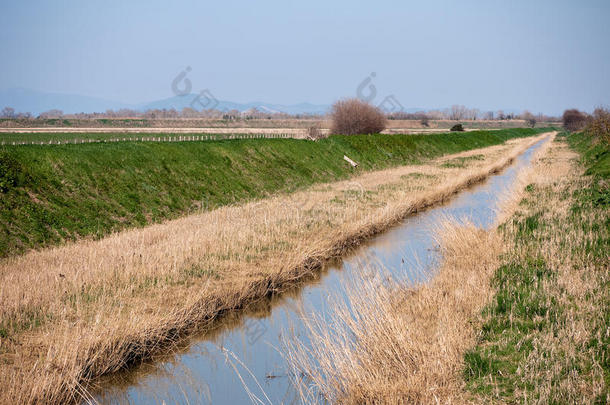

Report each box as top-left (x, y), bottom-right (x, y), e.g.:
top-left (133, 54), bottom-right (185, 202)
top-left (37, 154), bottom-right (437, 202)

top-left (464, 133), bottom-right (609, 403)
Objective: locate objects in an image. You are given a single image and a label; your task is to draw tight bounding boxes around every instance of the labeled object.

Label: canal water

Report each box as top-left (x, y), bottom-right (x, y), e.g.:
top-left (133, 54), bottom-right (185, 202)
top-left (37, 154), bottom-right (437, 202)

top-left (94, 138), bottom-right (547, 405)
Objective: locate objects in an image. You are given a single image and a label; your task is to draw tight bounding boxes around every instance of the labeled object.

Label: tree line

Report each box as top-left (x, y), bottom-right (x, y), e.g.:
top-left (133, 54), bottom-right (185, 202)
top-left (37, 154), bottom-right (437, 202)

top-left (1, 104), bottom-right (558, 125)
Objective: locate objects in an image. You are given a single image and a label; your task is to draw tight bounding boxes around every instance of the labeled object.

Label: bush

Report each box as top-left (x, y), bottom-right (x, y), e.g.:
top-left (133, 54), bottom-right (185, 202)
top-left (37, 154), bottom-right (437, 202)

top-left (420, 116), bottom-right (430, 127)
top-left (450, 123), bottom-right (464, 132)
top-left (526, 117), bottom-right (537, 128)
top-left (562, 109), bottom-right (587, 132)
top-left (330, 98), bottom-right (387, 135)
top-left (522, 111), bottom-right (537, 128)
top-left (586, 107), bottom-right (610, 144)
top-left (306, 124), bottom-right (324, 140)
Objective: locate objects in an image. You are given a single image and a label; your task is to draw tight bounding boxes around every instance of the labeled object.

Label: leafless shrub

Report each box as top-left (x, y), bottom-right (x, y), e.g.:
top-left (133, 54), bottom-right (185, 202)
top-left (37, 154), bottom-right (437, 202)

top-left (449, 105), bottom-right (467, 120)
top-left (586, 107), bottom-right (610, 143)
top-left (306, 124), bottom-right (324, 140)
top-left (330, 98), bottom-right (387, 135)
top-left (38, 109), bottom-right (64, 119)
top-left (522, 111), bottom-right (537, 128)
top-left (562, 109), bottom-right (588, 132)
top-left (1, 107), bottom-right (15, 118)
top-left (483, 111), bottom-right (494, 120)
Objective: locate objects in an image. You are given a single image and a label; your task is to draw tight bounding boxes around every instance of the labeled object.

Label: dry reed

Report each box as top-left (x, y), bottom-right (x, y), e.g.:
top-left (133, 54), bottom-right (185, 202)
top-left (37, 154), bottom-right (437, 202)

top-left (285, 134), bottom-right (556, 404)
top-left (0, 133), bottom-right (551, 403)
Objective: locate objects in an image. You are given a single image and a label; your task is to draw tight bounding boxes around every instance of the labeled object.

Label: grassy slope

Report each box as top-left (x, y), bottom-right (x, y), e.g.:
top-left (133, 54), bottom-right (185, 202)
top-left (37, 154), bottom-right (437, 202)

top-left (0, 128), bottom-right (547, 257)
top-left (464, 132), bottom-right (609, 403)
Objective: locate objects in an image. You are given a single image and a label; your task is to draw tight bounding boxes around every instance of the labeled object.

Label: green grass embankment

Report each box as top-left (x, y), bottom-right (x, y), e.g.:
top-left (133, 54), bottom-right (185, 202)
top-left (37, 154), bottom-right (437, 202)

top-left (0, 128), bottom-right (549, 257)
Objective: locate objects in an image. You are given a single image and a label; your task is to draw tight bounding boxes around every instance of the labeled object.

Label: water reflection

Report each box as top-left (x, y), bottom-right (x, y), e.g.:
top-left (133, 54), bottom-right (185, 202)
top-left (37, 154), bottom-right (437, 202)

top-left (94, 139), bottom-right (546, 405)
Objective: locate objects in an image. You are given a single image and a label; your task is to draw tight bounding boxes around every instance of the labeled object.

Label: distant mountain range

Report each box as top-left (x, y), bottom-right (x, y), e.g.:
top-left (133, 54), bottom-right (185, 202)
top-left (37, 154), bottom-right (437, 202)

top-left (141, 94), bottom-right (330, 115)
top-left (0, 88), bottom-right (529, 117)
top-left (0, 88), bottom-right (133, 115)
top-left (0, 88), bottom-right (331, 116)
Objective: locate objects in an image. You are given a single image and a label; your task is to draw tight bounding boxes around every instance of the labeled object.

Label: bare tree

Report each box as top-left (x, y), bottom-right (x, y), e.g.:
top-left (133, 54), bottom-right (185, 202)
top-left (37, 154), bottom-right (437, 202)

top-left (450, 105), bottom-right (467, 120)
top-left (467, 108), bottom-right (479, 120)
top-left (521, 111), bottom-right (537, 128)
top-left (587, 107), bottom-right (610, 143)
top-left (39, 109), bottom-right (63, 118)
top-left (306, 123), bottom-right (324, 140)
top-left (330, 98), bottom-right (387, 135)
top-left (427, 110), bottom-right (446, 120)
top-left (562, 109), bottom-right (587, 132)
top-left (1, 107), bottom-right (15, 118)
top-left (116, 108), bottom-right (138, 117)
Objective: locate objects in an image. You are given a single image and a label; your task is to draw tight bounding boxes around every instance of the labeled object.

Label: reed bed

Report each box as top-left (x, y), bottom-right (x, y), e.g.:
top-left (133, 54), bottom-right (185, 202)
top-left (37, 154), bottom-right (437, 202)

top-left (285, 134), bottom-right (555, 404)
top-left (288, 134), bottom-right (607, 404)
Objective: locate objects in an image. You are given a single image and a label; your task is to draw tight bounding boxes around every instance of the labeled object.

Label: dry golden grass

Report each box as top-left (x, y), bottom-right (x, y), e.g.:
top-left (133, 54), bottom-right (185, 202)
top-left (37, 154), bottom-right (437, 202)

top-left (0, 133), bottom-right (550, 404)
top-left (469, 139), bottom-right (608, 403)
top-left (285, 224), bottom-right (505, 404)
top-left (285, 135), bottom-right (556, 404)
top-left (287, 135), bottom-right (608, 404)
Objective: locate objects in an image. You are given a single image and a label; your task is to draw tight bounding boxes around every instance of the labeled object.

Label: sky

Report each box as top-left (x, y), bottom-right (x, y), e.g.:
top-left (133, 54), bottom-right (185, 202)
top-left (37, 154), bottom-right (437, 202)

top-left (0, 0), bottom-right (609, 115)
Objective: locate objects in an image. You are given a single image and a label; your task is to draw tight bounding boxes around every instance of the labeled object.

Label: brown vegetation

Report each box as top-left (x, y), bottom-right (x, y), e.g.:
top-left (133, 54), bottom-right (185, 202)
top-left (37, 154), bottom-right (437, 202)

top-left (306, 123), bottom-right (324, 140)
top-left (289, 135), bottom-right (608, 404)
top-left (521, 110), bottom-right (537, 127)
top-left (287, 224), bottom-right (506, 404)
top-left (586, 107), bottom-right (610, 143)
top-left (463, 139), bottom-right (608, 403)
top-left (287, 135), bottom-right (556, 404)
top-left (330, 99), bottom-right (387, 135)
top-left (562, 108), bottom-right (588, 132)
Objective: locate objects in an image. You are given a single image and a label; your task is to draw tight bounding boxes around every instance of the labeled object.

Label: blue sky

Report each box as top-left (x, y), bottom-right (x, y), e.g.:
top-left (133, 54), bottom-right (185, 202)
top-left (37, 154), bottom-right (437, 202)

top-left (1, 0), bottom-right (608, 114)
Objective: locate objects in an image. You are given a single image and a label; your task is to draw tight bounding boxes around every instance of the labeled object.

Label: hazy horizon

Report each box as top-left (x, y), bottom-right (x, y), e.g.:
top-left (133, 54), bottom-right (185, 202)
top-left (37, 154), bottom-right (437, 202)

top-left (1, 0), bottom-right (609, 115)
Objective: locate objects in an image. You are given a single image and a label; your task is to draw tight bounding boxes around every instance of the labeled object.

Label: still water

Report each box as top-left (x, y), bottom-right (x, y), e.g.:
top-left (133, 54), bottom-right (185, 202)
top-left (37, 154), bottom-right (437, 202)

top-left (95, 138), bottom-right (547, 404)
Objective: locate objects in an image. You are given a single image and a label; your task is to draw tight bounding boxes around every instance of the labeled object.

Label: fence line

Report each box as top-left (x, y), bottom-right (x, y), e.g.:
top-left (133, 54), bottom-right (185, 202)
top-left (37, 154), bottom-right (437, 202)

top-left (0, 132), bottom-right (301, 146)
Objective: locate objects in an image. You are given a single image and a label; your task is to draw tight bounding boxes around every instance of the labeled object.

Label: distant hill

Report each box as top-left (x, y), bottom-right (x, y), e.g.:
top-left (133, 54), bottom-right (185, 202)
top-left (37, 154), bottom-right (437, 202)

top-left (141, 95), bottom-right (330, 115)
top-left (0, 88), bottom-right (535, 117)
top-left (0, 88), bottom-right (330, 116)
top-left (0, 88), bottom-right (132, 115)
